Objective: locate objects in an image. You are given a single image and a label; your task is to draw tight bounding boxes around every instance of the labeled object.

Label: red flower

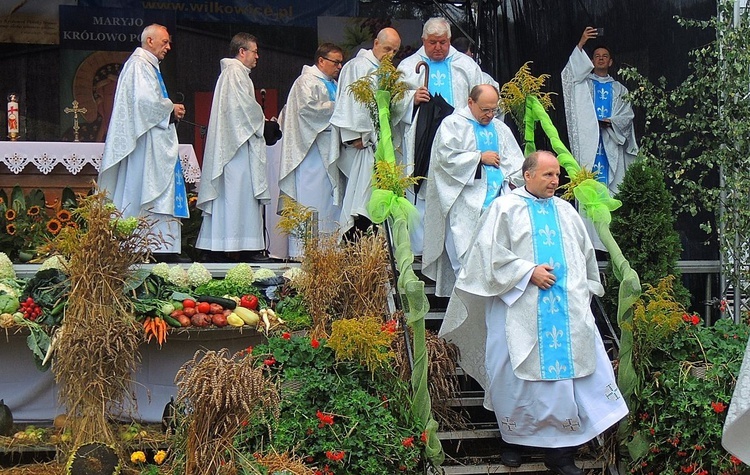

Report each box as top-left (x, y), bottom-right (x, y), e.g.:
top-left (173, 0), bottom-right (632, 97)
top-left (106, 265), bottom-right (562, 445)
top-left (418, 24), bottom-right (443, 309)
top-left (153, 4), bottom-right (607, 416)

top-left (245, 346), bottom-right (254, 354)
top-left (282, 332), bottom-right (291, 340)
top-left (264, 357), bottom-right (276, 366)
top-left (712, 401), bottom-right (727, 413)
top-left (311, 337), bottom-right (320, 349)
top-left (696, 470), bottom-right (708, 475)
top-left (649, 428), bottom-right (655, 435)
top-left (381, 319), bottom-right (398, 333)
top-left (693, 444), bottom-right (704, 451)
top-left (677, 451), bottom-right (687, 457)
top-left (682, 314), bottom-right (690, 322)
top-left (691, 315), bottom-right (700, 325)
top-left (730, 455), bottom-right (742, 466)
top-left (639, 412), bottom-right (649, 421)
top-left (402, 436), bottom-right (414, 448)
top-left (240, 419), bottom-right (248, 427)
top-left (681, 464), bottom-right (695, 473)
top-left (325, 450), bottom-right (345, 462)
top-left (316, 410), bottom-right (334, 427)
top-left (420, 430), bottom-right (428, 443)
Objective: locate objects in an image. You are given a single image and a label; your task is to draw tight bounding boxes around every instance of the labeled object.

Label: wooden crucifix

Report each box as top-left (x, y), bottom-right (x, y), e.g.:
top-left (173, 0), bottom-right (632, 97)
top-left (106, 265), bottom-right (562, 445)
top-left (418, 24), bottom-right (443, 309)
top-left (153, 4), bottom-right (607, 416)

top-left (64, 100), bottom-right (87, 142)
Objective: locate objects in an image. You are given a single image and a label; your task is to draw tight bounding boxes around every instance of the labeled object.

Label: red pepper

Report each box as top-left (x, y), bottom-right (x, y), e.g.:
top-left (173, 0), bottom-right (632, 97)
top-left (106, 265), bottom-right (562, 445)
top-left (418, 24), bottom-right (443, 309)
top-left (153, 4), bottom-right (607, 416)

top-left (240, 294), bottom-right (258, 310)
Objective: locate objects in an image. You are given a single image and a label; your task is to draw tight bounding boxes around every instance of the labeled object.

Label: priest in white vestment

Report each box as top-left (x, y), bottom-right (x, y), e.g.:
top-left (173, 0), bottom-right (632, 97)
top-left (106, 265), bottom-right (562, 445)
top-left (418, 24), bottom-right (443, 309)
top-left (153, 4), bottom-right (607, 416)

top-left (99, 24), bottom-right (188, 257)
top-left (397, 17), bottom-right (486, 255)
top-left (723, 335), bottom-right (750, 464)
top-left (439, 151), bottom-right (628, 475)
top-left (196, 33), bottom-right (269, 256)
top-left (278, 43), bottom-right (344, 258)
top-left (562, 27), bottom-right (638, 250)
top-left (422, 85), bottom-right (524, 297)
top-left (330, 27), bottom-right (411, 236)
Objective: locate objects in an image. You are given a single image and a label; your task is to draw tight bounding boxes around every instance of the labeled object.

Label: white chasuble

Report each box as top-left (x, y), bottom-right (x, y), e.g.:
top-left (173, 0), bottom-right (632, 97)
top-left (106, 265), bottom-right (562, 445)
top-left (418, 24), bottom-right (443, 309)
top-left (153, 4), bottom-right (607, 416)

top-left (196, 58), bottom-right (268, 251)
top-left (422, 106), bottom-right (524, 297)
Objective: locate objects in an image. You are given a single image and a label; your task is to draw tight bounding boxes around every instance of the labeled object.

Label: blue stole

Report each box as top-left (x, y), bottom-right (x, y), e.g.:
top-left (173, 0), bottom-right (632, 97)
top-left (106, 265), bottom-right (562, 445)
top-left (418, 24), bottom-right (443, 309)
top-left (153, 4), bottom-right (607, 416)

top-left (525, 196), bottom-right (574, 380)
top-left (319, 77), bottom-right (337, 101)
top-left (424, 56), bottom-right (453, 106)
top-left (592, 80), bottom-right (613, 186)
top-left (155, 67), bottom-right (189, 218)
top-left (470, 120), bottom-right (504, 211)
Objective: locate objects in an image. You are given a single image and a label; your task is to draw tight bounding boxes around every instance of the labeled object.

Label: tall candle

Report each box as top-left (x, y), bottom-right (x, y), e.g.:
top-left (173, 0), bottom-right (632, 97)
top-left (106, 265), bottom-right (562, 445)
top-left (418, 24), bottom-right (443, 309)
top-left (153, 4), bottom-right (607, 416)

top-left (7, 94), bottom-right (19, 138)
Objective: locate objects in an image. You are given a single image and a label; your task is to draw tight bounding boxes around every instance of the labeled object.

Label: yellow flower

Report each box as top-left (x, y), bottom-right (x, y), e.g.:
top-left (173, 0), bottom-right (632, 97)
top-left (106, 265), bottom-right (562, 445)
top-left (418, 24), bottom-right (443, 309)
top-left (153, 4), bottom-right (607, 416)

top-left (130, 451), bottom-right (147, 464)
top-left (154, 450), bottom-right (168, 465)
top-left (27, 205), bottom-right (41, 216)
top-left (5, 209), bottom-right (16, 221)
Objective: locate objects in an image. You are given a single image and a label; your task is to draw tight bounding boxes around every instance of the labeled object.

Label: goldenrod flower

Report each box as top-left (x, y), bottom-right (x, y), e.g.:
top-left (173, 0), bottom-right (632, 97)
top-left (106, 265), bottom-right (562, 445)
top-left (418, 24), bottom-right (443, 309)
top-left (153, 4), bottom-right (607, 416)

top-left (130, 451), bottom-right (147, 463)
top-left (5, 209), bottom-right (16, 221)
top-left (27, 205), bottom-right (41, 216)
top-left (6, 223), bottom-right (15, 236)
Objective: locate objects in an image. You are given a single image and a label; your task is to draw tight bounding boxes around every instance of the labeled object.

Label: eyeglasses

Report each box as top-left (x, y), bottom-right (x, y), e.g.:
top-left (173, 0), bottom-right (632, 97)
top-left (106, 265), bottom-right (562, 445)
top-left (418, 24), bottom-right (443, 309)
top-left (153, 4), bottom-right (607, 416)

top-left (479, 107), bottom-right (499, 115)
top-left (321, 57), bottom-right (344, 66)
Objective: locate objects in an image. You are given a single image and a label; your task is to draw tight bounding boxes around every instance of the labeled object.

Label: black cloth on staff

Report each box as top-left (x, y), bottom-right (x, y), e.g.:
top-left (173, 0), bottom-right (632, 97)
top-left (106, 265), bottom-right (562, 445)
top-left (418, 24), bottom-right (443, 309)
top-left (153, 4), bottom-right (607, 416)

top-left (412, 93), bottom-right (454, 194)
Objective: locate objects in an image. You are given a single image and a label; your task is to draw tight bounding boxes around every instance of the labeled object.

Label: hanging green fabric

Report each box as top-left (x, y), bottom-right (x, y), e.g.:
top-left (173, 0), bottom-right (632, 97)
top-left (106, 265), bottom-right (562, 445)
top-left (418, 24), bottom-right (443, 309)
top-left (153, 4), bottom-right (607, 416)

top-left (366, 85), bottom-right (444, 466)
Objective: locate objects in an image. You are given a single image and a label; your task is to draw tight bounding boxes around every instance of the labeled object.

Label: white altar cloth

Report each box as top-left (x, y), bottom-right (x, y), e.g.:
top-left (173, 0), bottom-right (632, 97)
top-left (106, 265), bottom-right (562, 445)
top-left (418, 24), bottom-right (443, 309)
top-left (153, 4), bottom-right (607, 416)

top-left (0, 141), bottom-right (201, 183)
top-left (1, 329), bottom-right (263, 424)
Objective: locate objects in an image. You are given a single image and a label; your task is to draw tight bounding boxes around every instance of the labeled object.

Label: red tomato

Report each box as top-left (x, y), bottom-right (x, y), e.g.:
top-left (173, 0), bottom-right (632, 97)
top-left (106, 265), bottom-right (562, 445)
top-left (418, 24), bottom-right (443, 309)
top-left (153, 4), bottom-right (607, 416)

top-left (183, 299), bottom-right (196, 309)
top-left (196, 301), bottom-right (211, 314)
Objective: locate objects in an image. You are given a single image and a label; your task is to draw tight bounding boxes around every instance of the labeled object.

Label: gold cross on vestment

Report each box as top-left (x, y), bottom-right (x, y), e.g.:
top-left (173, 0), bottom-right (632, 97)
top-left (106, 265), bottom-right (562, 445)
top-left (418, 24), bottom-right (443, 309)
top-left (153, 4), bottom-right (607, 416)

top-left (64, 100), bottom-right (87, 142)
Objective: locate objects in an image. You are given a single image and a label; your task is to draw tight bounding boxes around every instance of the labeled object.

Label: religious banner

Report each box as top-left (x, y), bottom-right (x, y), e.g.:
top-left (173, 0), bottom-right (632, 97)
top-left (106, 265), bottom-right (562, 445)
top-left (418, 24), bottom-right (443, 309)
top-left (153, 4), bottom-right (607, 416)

top-left (0, 0), bottom-right (76, 45)
top-left (59, 6), bottom-right (176, 52)
top-left (78, 0), bottom-right (358, 28)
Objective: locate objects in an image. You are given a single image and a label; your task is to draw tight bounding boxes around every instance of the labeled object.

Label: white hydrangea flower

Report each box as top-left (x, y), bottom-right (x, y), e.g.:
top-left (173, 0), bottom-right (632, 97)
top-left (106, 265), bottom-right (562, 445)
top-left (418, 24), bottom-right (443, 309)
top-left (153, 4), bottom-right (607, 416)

top-left (252, 267), bottom-right (276, 281)
top-left (167, 265), bottom-right (190, 288)
top-left (39, 255), bottom-right (70, 273)
top-left (151, 262), bottom-right (171, 280)
top-left (282, 267), bottom-right (303, 283)
top-left (187, 262), bottom-right (213, 288)
top-left (0, 252), bottom-right (16, 280)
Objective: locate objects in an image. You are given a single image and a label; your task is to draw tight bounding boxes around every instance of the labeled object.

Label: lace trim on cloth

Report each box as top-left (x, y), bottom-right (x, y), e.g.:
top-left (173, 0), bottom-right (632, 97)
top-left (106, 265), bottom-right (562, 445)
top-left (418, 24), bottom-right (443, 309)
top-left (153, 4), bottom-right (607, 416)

top-left (0, 142), bottom-right (201, 183)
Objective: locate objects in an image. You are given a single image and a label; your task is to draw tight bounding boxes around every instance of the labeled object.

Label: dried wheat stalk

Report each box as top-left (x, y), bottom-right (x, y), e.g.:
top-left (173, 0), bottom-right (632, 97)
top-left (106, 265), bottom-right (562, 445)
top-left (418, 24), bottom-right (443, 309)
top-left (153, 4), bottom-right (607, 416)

top-left (50, 190), bottom-right (161, 454)
top-left (175, 349), bottom-right (280, 475)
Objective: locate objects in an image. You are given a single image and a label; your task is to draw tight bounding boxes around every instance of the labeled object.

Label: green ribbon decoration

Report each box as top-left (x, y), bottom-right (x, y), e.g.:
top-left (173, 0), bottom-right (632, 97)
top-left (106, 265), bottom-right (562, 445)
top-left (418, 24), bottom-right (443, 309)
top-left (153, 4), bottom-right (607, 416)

top-left (573, 178), bottom-right (623, 225)
top-left (522, 88), bottom-right (641, 446)
top-left (367, 80), bottom-right (443, 465)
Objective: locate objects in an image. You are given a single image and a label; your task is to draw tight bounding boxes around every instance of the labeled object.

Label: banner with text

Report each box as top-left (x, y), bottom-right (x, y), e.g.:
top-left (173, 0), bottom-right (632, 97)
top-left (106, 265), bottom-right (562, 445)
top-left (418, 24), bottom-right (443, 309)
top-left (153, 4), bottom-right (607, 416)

top-left (78, 0), bottom-right (358, 28)
top-left (59, 6), bottom-right (176, 51)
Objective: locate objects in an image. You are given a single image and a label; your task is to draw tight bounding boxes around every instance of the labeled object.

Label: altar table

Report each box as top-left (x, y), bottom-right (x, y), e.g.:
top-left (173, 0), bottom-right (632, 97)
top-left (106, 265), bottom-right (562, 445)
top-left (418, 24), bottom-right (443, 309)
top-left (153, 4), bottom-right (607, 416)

top-left (0, 141), bottom-right (201, 203)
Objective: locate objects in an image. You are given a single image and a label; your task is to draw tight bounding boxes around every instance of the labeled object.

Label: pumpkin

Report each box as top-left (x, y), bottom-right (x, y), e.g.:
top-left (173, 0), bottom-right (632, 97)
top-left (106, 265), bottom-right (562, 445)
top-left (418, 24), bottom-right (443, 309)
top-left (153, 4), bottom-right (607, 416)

top-left (0, 399), bottom-right (12, 436)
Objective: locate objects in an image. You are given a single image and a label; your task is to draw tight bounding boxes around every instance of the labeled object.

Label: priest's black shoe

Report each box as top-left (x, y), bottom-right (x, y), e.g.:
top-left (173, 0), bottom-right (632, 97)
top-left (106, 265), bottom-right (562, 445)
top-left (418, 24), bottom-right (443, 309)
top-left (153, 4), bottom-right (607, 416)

top-left (241, 250), bottom-right (280, 263)
top-left (544, 447), bottom-right (584, 475)
top-left (500, 448), bottom-right (522, 468)
top-left (153, 253), bottom-right (192, 263)
top-left (544, 461), bottom-right (584, 475)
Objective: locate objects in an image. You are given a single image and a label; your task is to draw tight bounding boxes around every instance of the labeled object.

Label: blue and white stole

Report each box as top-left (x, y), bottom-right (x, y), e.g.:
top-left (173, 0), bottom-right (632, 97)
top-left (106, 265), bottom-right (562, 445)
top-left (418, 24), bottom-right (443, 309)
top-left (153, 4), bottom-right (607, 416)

top-left (470, 120), bottom-right (504, 211)
top-left (319, 76), bottom-right (337, 101)
top-left (525, 196), bottom-right (574, 380)
top-left (592, 79), bottom-right (613, 186)
top-left (423, 56), bottom-right (454, 106)
top-left (155, 67), bottom-right (189, 218)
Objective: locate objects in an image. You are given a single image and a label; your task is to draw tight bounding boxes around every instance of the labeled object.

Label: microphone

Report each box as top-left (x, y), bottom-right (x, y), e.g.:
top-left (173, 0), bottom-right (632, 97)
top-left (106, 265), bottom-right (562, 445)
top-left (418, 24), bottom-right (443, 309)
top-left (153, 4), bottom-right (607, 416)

top-left (260, 88), bottom-right (267, 112)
